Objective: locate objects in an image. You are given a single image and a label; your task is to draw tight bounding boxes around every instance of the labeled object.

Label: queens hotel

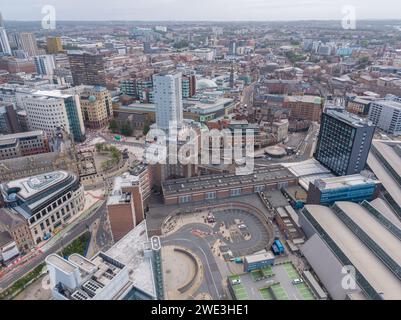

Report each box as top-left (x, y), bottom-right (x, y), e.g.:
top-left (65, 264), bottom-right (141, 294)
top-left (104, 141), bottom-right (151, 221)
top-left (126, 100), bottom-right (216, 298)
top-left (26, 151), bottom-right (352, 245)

top-left (0, 170), bottom-right (85, 245)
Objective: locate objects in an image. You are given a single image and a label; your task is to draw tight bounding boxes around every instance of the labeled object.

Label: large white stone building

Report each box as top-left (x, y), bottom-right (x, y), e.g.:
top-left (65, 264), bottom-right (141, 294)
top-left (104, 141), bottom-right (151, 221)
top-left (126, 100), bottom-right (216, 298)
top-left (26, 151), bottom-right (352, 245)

top-left (0, 170), bottom-right (85, 245)
top-left (21, 90), bottom-right (86, 142)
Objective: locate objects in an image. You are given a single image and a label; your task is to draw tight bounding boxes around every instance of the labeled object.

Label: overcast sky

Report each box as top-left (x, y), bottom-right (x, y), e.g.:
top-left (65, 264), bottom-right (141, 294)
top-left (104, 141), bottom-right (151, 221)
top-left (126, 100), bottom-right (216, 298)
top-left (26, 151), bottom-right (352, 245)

top-left (0, 0), bottom-right (400, 21)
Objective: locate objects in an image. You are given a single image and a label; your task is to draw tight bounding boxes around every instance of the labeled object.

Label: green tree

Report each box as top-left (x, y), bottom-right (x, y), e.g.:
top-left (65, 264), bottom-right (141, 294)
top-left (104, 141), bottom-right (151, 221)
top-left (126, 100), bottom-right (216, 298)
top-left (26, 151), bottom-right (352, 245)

top-left (121, 121), bottom-right (133, 136)
top-left (109, 119), bottom-right (119, 133)
top-left (143, 122), bottom-right (150, 135)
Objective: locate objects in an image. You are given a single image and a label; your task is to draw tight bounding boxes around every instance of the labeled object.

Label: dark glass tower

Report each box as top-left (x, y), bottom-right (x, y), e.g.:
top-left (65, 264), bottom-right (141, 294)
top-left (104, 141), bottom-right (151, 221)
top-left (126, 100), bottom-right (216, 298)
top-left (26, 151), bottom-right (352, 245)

top-left (314, 110), bottom-right (375, 176)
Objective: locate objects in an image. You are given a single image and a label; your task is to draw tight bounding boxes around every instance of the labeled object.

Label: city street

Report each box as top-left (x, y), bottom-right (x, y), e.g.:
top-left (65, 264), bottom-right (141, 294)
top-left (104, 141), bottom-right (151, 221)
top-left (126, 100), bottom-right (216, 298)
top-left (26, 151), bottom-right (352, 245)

top-left (0, 202), bottom-right (110, 292)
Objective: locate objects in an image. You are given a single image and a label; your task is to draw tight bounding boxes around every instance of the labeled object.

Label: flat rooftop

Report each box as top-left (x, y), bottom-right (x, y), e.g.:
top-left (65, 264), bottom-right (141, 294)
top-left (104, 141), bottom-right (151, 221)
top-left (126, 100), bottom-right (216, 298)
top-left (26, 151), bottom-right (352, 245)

top-left (286, 95), bottom-right (322, 104)
top-left (2, 170), bottom-right (69, 200)
top-left (244, 251), bottom-right (275, 263)
top-left (105, 220), bottom-right (156, 298)
top-left (0, 130), bottom-right (45, 146)
top-left (326, 110), bottom-right (374, 128)
top-left (107, 172), bottom-right (139, 206)
top-left (373, 99), bottom-right (401, 110)
top-left (162, 165), bottom-right (295, 195)
top-left (311, 174), bottom-right (380, 190)
top-left (304, 202), bottom-right (401, 299)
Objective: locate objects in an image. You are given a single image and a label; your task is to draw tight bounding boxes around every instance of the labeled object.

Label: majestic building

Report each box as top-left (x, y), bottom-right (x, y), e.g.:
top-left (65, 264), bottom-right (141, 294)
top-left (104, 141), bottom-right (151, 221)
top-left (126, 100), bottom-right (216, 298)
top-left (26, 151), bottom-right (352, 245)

top-left (46, 36), bottom-right (63, 54)
top-left (0, 130), bottom-right (50, 160)
top-left (368, 99), bottom-right (401, 135)
top-left (34, 55), bottom-right (55, 76)
top-left (106, 172), bottom-right (145, 242)
top-left (21, 90), bottom-right (86, 142)
top-left (153, 72), bottom-right (183, 130)
top-left (314, 110), bottom-right (375, 176)
top-left (0, 170), bottom-right (85, 245)
top-left (0, 208), bottom-right (34, 252)
top-left (71, 86), bottom-right (113, 129)
top-left (68, 51), bottom-right (106, 87)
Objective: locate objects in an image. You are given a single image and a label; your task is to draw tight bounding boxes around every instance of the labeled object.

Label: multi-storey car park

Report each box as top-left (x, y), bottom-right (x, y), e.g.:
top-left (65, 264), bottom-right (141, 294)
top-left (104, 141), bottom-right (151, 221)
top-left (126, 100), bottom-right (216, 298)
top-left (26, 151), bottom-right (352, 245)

top-left (0, 170), bottom-right (85, 245)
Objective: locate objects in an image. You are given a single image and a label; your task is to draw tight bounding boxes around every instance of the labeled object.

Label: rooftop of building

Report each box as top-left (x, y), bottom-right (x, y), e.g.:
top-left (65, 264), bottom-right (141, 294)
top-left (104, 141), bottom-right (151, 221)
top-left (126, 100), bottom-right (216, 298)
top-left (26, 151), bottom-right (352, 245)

top-left (367, 140), bottom-right (401, 211)
top-left (0, 208), bottom-right (27, 230)
top-left (285, 95), bottom-right (322, 104)
top-left (46, 251), bottom-right (127, 300)
top-left (244, 250), bottom-right (275, 263)
top-left (162, 165), bottom-right (295, 195)
top-left (372, 99), bottom-right (401, 110)
top-left (0, 230), bottom-right (13, 247)
top-left (0, 170), bottom-right (79, 219)
top-left (303, 201), bottom-right (401, 300)
top-left (325, 110), bottom-right (374, 128)
top-left (311, 174), bottom-right (380, 191)
top-left (2, 170), bottom-right (68, 199)
top-left (105, 220), bottom-right (156, 298)
top-left (0, 130), bottom-right (45, 146)
top-left (107, 172), bottom-right (139, 206)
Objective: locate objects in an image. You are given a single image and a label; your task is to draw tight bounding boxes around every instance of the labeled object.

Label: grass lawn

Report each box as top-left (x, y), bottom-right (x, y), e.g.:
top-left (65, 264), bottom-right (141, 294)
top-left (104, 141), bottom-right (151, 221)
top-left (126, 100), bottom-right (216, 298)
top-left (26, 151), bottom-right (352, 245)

top-left (295, 283), bottom-right (315, 300)
top-left (259, 287), bottom-right (274, 300)
top-left (270, 283), bottom-right (289, 300)
top-left (59, 231), bottom-right (91, 258)
top-left (261, 266), bottom-right (275, 278)
top-left (283, 262), bottom-right (299, 280)
top-left (250, 270), bottom-right (264, 282)
top-left (233, 284), bottom-right (248, 300)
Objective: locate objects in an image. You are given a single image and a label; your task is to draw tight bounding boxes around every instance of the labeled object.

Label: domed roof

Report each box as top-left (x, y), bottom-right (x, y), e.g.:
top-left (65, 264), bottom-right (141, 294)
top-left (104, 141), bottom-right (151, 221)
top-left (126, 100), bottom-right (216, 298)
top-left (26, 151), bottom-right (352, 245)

top-left (88, 95), bottom-right (97, 102)
top-left (196, 78), bottom-right (218, 90)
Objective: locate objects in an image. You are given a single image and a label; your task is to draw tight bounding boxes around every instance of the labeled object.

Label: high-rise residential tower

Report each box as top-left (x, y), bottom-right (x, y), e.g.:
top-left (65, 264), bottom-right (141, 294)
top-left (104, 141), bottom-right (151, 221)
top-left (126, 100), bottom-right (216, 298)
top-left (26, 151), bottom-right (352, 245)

top-left (153, 72), bottom-right (183, 130)
top-left (0, 12), bottom-right (11, 55)
top-left (314, 110), bottom-right (375, 176)
top-left (18, 32), bottom-right (39, 56)
top-left (68, 51), bottom-right (106, 86)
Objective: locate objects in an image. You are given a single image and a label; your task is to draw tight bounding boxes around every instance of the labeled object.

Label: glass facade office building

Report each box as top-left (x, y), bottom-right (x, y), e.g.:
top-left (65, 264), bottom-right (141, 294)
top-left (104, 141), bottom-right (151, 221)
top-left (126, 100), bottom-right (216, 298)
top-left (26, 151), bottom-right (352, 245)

top-left (314, 110), bottom-right (375, 176)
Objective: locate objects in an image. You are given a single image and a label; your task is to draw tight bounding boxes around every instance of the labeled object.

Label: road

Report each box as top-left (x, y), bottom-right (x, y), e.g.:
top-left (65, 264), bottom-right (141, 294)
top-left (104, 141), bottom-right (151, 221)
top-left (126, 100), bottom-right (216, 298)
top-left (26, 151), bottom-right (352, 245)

top-left (254, 122), bottom-right (320, 166)
top-left (0, 202), bottom-right (108, 291)
top-left (162, 223), bottom-right (227, 300)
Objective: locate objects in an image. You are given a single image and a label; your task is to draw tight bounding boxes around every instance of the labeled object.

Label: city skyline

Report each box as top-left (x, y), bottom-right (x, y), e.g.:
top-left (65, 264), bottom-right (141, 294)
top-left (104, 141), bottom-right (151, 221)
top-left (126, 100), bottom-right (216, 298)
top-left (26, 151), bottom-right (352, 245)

top-left (1, 0), bottom-right (401, 21)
